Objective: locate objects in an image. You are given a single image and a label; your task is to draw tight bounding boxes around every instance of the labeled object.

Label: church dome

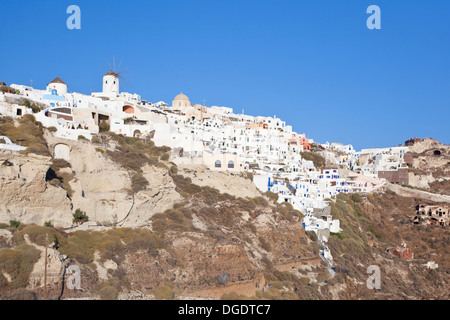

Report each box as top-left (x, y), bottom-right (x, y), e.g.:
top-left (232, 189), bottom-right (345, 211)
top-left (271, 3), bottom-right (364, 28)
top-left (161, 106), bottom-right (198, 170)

top-left (172, 92), bottom-right (191, 108)
top-left (174, 93), bottom-right (190, 102)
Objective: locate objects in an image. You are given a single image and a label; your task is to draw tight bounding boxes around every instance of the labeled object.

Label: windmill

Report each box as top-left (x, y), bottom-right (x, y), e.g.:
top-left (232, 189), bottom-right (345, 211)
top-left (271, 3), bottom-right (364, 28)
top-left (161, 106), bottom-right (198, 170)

top-left (101, 56), bottom-right (131, 94)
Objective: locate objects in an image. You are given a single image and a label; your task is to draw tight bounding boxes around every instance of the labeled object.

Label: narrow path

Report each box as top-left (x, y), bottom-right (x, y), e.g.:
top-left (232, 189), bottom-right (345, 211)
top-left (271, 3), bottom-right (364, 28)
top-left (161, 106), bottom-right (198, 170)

top-left (318, 239), bottom-right (335, 279)
top-left (386, 183), bottom-right (450, 202)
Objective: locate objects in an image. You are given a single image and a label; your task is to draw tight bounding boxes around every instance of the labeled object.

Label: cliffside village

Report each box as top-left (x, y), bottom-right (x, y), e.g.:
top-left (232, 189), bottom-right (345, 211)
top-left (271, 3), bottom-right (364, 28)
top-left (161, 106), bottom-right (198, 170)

top-left (0, 73), bottom-right (445, 264)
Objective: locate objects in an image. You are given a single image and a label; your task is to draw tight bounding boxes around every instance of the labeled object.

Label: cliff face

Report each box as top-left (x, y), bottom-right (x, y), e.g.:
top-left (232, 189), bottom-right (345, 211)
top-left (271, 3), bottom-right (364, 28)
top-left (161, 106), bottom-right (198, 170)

top-left (0, 151), bottom-right (72, 227)
top-left (0, 129), bottom-right (449, 300)
top-left (0, 133), bottom-right (182, 228)
top-left (325, 192), bottom-right (450, 300)
top-left (406, 140), bottom-right (450, 195)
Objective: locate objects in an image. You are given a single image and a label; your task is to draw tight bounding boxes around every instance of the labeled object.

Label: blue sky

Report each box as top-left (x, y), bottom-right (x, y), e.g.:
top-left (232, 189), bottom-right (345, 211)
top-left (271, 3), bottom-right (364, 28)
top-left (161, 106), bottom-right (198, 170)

top-left (1, 0), bottom-right (449, 150)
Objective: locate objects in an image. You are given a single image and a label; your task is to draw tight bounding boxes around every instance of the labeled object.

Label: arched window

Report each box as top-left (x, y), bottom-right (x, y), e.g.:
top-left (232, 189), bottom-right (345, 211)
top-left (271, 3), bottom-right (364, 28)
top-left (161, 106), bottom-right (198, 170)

top-left (228, 161), bottom-right (234, 168)
top-left (215, 160), bottom-right (221, 168)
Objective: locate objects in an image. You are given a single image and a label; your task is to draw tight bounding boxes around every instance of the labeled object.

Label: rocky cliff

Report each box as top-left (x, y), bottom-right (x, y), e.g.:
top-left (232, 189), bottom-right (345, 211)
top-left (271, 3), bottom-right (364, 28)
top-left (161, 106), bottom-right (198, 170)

top-left (0, 122), bottom-right (448, 300)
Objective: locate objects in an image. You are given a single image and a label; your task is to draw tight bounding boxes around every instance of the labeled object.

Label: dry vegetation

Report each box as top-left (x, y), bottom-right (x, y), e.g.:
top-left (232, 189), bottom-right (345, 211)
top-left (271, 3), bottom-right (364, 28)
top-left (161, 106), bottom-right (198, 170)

top-left (0, 115), bottom-right (49, 156)
top-left (0, 244), bottom-right (41, 290)
top-left (300, 151), bottom-right (326, 169)
top-left (104, 133), bottom-right (172, 196)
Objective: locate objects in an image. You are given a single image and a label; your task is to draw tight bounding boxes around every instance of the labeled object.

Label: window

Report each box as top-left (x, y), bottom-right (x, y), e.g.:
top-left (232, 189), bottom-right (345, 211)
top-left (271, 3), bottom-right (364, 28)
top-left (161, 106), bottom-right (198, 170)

top-left (215, 160), bottom-right (221, 168)
top-left (228, 161), bottom-right (234, 168)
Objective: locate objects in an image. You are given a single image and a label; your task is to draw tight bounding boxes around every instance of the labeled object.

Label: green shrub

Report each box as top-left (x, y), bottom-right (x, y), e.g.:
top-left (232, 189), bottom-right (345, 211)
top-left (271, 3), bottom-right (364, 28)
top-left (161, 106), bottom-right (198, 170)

top-left (47, 126), bottom-right (57, 133)
top-left (9, 220), bottom-right (20, 228)
top-left (78, 135), bottom-right (88, 141)
top-left (123, 117), bottom-right (133, 124)
top-left (73, 209), bottom-right (88, 224)
top-left (331, 232), bottom-right (343, 240)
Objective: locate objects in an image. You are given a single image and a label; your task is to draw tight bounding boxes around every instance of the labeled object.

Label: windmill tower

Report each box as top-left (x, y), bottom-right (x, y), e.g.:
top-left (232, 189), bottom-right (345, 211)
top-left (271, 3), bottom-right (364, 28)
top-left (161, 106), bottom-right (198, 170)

top-left (102, 57), bottom-right (129, 95)
top-left (103, 70), bottom-right (119, 95)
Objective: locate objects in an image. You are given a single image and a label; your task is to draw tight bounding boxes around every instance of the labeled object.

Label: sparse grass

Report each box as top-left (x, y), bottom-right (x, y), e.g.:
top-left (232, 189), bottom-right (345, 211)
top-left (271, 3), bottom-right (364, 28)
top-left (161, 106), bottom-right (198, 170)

top-left (221, 292), bottom-right (251, 300)
top-left (51, 159), bottom-right (71, 171)
top-left (0, 244), bottom-right (41, 289)
top-left (13, 225), bottom-right (165, 267)
top-left (330, 232), bottom-right (343, 240)
top-left (276, 202), bottom-right (302, 222)
top-left (106, 133), bottom-right (169, 171)
top-left (130, 172), bottom-right (149, 195)
top-left (91, 136), bottom-right (101, 144)
top-left (264, 191), bottom-right (279, 202)
top-left (350, 193), bottom-right (363, 203)
top-left (160, 153), bottom-right (170, 161)
top-left (259, 236), bottom-right (272, 252)
top-left (98, 284), bottom-right (118, 300)
top-left (154, 283), bottom-right (175, 300)
top-left (300, 151), bottom-right (326, 169)
top-left (0, 115), bottom-right (49, 156)
top-left (171, 174), bottom-right (201, 196)
top-left (151, 208), bottom-right (194, 237)
top-left (253, 196), bottom-right (268, 207)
